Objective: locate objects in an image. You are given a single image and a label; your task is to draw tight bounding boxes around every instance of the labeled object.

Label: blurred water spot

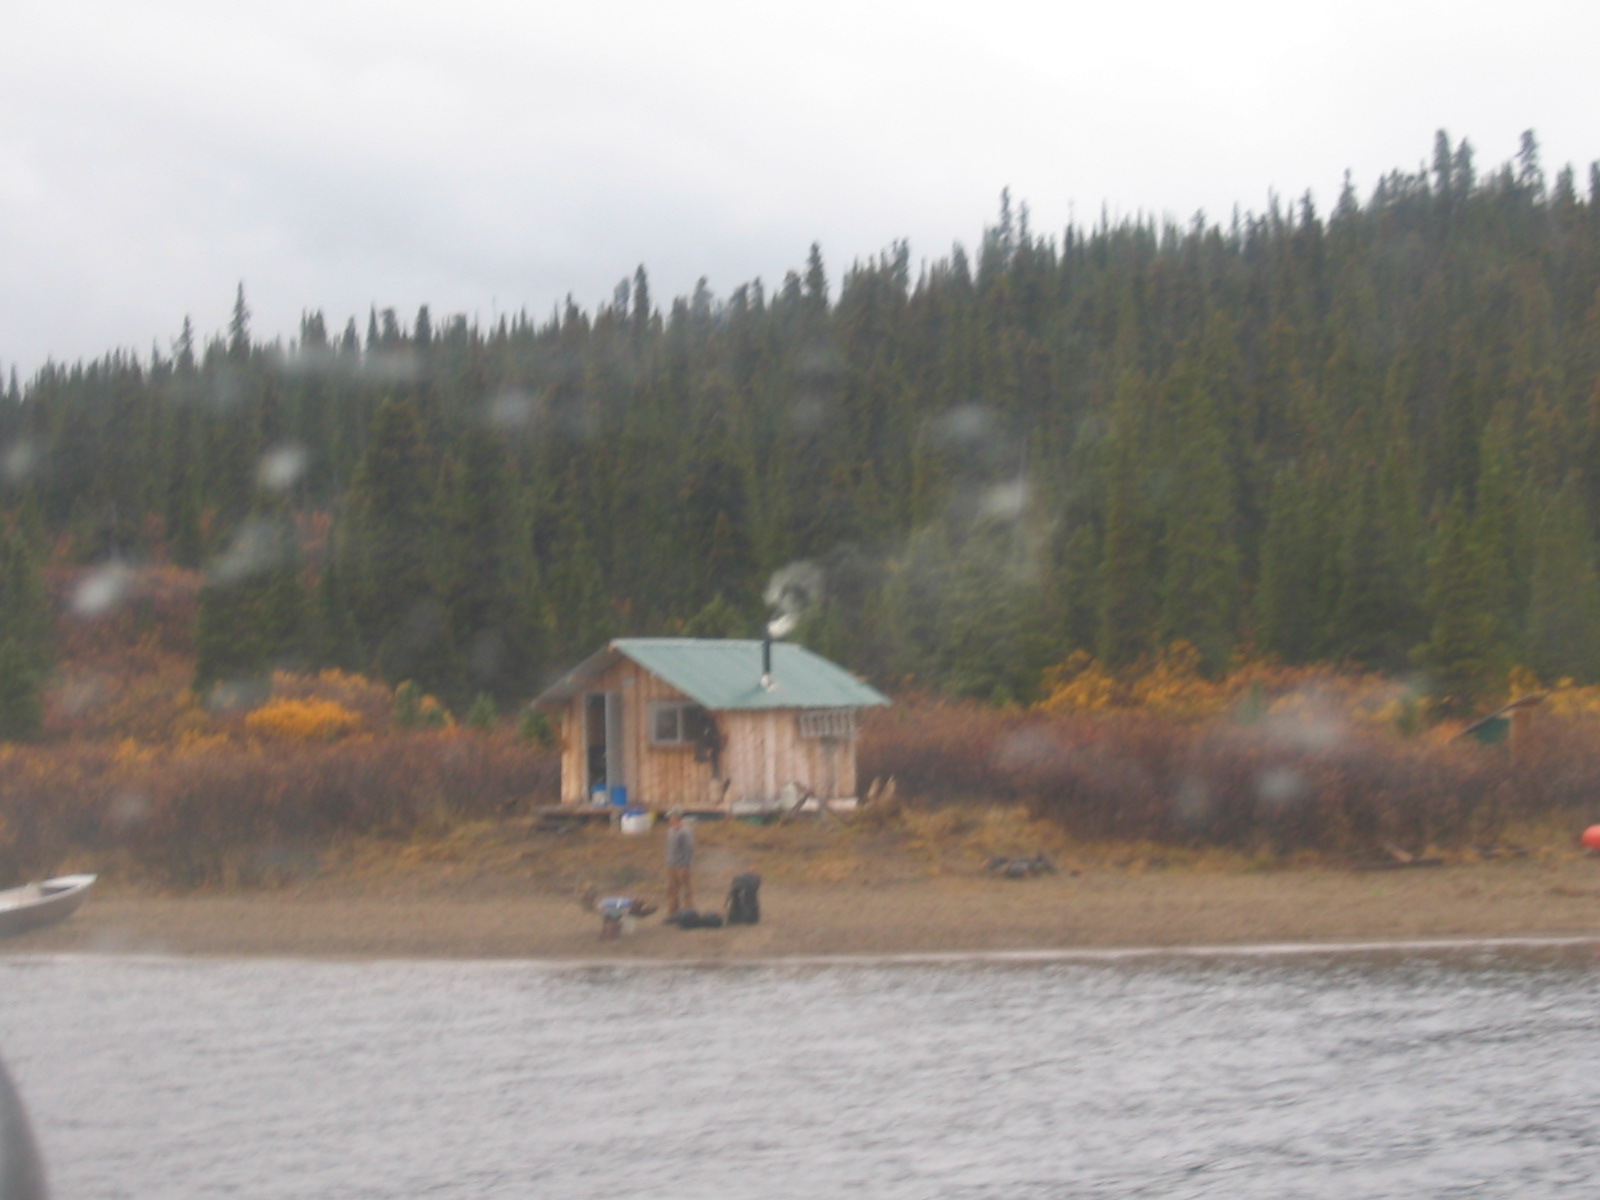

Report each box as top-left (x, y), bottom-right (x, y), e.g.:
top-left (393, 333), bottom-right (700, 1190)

top-left (277, 345), bottom-right (340, 376)
top-left (1257, 768), bottom-right (1308, 810)
top-left (1, 439), bottom-right (37, 484)
top-left (1173, 776), bottom-right (1212, 827)
top-left (257, 444), bottom-right (308, 491)
top-left (466, 630), bottom-right (507, 683)
top-left (208, 518), bottom-right (294, 584)
top-left (978, 479), bottom-right (1027, 521)
top-left (379, 599), bottom-right (451, 678)
top-left (1263, 696), bottom-right (1347, 753)
top-left (929, 404), bottom-right (995, 448)
top-left (486, 390), bottom-right (537, 431)
top-left (108, 791), bottom-right (152, 833)
top-left (204, 678), bottom-right (271, 712)
top-left (995, 728), bottom-right (1062, 774)
top-left (207, 371), bottom-right (244, 411)
top-left (796, 343), bottom-right (840, 375)
top-left (357, 350), bottom-right (419, 383)
top-left (56, 675), bottom-right (106, 716)
top-left (788, 394), bottom-right (828, 433)
top-left (71, 564), bottom-right (132, 618)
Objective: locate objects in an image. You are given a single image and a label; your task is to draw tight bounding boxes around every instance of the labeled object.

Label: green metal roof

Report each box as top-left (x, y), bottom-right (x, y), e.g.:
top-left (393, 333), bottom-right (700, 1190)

top-left (535, 638), bottom-right (890, 711)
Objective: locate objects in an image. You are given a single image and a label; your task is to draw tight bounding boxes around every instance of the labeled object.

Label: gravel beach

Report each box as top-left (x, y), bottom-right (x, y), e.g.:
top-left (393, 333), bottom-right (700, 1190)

top-left (12, 850), bottom-right (1600, 961)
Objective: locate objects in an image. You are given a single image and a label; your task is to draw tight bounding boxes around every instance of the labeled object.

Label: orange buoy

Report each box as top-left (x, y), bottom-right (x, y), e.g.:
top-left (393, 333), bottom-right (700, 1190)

top-left (1582, 826), bottom-right (1600, 852)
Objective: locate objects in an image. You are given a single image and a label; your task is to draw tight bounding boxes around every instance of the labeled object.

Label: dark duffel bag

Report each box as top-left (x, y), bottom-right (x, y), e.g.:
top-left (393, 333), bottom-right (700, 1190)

top-left (667, 909), bottom-right (724, 929)
top-left (726, 872), bottom-right (762, 925)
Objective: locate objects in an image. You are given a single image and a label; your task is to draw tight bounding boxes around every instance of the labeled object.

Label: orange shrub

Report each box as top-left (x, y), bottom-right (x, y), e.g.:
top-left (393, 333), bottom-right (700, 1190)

top-left (1036, 651), bottom-right (1119, 713)
top-left (246, 698), bottom-right (362, 741)
top-left (267, 670), bottom-right (396, 728)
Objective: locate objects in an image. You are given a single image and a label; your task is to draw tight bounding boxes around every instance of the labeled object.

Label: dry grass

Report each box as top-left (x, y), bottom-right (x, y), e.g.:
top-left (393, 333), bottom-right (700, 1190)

top-left (300, 804), bottom-right (1078, 902)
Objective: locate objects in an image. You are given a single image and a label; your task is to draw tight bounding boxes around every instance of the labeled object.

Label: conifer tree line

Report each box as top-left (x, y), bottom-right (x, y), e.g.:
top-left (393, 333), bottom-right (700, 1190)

top-left (3, 131), bottom-right (1599, 714)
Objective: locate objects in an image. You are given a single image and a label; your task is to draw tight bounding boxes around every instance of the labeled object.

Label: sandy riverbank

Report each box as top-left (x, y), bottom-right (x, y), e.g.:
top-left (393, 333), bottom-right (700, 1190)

top-left (6, 807), bottom-right (1600, 960)
top-left (12, 859), bottom-right (1600, 962)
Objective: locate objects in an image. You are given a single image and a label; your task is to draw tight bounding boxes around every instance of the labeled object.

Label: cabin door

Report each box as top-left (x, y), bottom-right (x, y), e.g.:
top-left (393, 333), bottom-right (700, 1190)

top-left (584, 692), bottom-right (626, 794)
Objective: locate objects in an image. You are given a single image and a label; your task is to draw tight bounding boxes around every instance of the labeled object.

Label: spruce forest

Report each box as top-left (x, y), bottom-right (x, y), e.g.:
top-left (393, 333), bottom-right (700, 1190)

top-left (6, 131), bottom-right (1600, 724)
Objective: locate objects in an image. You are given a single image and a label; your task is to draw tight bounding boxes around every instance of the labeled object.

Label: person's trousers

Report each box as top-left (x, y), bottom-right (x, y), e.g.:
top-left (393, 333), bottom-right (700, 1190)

top-left (666, 866), bottom-right (694, 915)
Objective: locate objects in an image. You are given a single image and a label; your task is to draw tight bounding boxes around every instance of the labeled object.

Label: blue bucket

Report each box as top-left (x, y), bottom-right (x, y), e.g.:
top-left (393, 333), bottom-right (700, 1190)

top-left (610, 785), bottom-right (628, 808)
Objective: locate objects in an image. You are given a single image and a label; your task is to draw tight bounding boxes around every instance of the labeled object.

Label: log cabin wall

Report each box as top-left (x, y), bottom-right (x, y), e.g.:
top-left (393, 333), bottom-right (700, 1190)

top-left (557, 658), bottom-right (862, 808)
top-left (558, 706), bottom-right (584, 804)
top-left (557, 658), bottom-right (720, 808)
top-left (718, 710), bottom-right (858, 805)
top-left (626, 660), bottom-right (719, 808)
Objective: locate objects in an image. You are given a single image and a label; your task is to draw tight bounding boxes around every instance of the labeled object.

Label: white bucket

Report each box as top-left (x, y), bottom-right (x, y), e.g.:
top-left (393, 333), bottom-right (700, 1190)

top-left (619, 810), bottom-right (654, 835)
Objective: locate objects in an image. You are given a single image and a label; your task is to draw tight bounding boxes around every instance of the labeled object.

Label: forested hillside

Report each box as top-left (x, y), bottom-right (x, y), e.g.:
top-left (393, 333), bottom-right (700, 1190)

top-left (5, 132), bottom-right (1599, 715)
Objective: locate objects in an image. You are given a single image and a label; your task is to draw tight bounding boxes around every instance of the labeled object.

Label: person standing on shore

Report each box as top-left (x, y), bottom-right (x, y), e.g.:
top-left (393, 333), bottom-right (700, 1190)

top-left (664, 809), bottom-right (695, 917)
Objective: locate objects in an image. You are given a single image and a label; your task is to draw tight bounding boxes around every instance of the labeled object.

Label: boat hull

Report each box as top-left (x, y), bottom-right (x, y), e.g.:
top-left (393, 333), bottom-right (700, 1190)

top-left (0, 874), bottom-right (96, 938)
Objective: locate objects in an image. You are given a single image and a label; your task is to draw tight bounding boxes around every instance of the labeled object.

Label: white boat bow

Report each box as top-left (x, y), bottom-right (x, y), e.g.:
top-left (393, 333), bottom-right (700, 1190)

top-left (0, 874), bottom-right (96, 938)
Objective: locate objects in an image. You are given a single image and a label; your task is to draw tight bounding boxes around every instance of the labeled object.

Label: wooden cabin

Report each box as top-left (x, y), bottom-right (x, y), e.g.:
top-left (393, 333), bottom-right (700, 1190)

top-left (533, 638), bottom-right (890, 811)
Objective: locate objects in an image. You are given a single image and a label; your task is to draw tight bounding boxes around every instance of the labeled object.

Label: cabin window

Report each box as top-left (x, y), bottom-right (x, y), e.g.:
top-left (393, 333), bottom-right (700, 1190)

top-left (651, 702), bottom-right (711, 746)
top-left (798, 708), bottom-right (856, 740)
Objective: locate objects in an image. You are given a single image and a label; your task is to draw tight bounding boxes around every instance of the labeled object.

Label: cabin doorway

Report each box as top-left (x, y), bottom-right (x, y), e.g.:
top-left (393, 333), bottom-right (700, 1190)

top-left (584, 692), bottom-right (624, 794)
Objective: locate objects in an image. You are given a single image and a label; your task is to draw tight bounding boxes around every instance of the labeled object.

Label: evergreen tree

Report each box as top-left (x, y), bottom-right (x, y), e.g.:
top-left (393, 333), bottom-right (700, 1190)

top-left (682, 592), bottom-right (745, 638)
top-left (1523, 479), bottom-right (1600, 683)
top-left (193, 503), bottom-right (308, 694)
top-left (335, 399), bottom-right (455, 691)
top-left (432, 428), bottom-right (542, 704)
top-left (1470, 403), bottom-right (1523, 646)
top-left (1413, 494), bottom-right (1502, 712)
top-left (228, 283), bottom-right (251, 363)
top-left (1156, 354), bottom-right (1239, 671)
top-left (1256, 463), bottom-right (1336, 662)
top-left (1097, 372), bottom-right (1157, 668)
top-left (803, 243), bottom-right (829, 314)
top-left (0, 520), bottom-right (52, 740)
top-left (1327, 425), bottom-right (1427, 670)
top-left (2, 135), bottom-right (1599, 703)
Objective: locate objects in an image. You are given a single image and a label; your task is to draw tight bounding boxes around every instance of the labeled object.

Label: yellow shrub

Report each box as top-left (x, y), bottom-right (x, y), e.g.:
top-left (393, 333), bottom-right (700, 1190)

top-left (1502, 667), bottom-right (1600, 720)
top-left (1036, 650), bottom-right (1119, 713)
top-left (114, 738), bottom-right (158, 766)
top-left (1035, 645), bottom-right (1411, 724)
top-left (1535, 682), bottom-right (1600, 719)
top-left (245, 698), bottom-right (362, 741)
top-left (1037, 643), bottom-right (1227, 717)
top-left (417, 696), bottom-right (454, 729)
top-left (172, 730), bottom-right (233, 758)
top-left (1125, 642), bottom-right (1226, 718)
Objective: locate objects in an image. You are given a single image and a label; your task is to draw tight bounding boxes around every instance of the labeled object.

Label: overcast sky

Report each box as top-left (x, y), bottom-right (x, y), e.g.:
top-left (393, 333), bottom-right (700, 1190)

top-left (1, 0), bottom-right (1595, 376)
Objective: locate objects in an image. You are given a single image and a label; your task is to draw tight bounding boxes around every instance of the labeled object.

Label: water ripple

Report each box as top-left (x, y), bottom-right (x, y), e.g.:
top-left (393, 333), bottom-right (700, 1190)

top-left (0, 945), bottom-right (1596, 1198)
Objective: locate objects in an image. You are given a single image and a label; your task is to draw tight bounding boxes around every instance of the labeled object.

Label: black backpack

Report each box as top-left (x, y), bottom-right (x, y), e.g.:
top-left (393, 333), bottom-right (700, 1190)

top-left (726, 872), bottom-right (761, 925)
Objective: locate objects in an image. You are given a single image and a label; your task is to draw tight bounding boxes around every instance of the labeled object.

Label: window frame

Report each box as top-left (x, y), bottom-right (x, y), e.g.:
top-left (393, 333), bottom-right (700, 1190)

top-left (797, 708), bottom-right (857, 741)
top-left (650, 700), bottom-right (710, 746)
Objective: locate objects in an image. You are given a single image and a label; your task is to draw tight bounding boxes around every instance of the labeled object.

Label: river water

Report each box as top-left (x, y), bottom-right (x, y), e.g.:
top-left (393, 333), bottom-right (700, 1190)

top-left (3, 943), bottom-right (1598, 1198)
